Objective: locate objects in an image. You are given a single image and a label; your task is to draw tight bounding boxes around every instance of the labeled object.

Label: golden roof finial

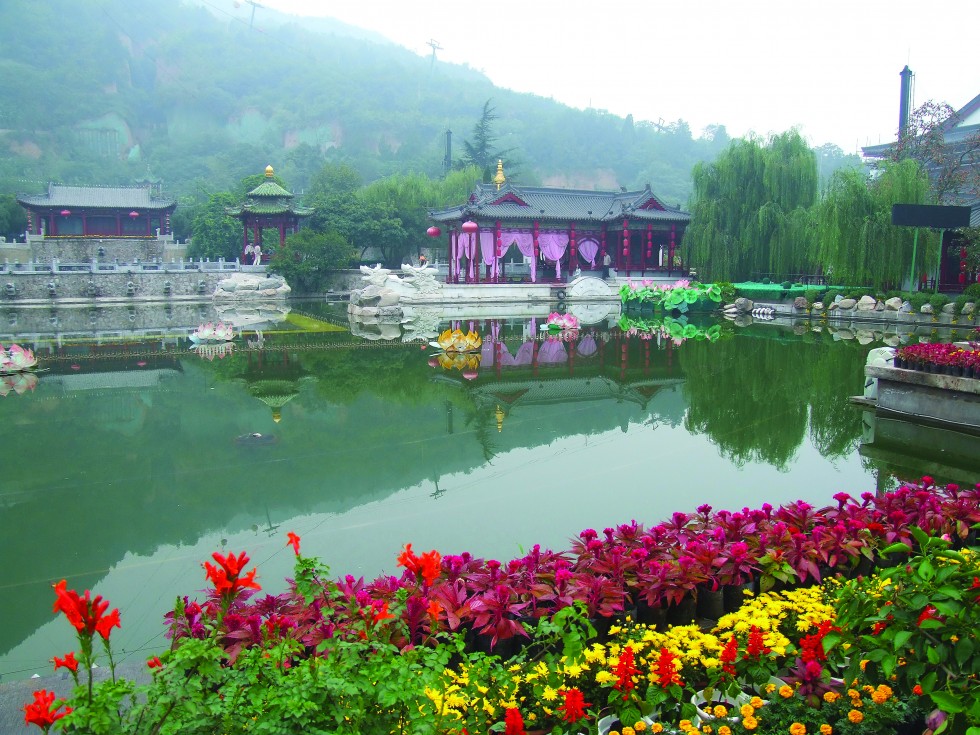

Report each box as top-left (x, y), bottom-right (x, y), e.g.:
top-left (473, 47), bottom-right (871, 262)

top-left (272, 407), bottom-right (282, 423)
top-left (493, 159), bottom-right (506, 190)
top-left (495, 404), bottom-right (504, 432)
top-left (264, 165), bottom-right (274, 178)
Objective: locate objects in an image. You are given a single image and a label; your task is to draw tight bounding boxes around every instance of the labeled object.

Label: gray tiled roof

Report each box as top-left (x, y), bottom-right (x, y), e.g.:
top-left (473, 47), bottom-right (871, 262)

top-left (17, 184), bottom-right (176, 210)
top-left (429, 184), bottom-right (690, 225)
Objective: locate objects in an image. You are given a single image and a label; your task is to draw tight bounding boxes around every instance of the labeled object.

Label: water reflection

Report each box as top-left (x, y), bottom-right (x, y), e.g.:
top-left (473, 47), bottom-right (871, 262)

top-left (0, 303), bottom-right (976, 681)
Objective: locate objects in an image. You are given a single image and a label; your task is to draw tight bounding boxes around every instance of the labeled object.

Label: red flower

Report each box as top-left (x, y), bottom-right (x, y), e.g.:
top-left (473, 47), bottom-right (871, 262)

top-left (95, 607), bottom-right (121, 640)
top-left (286, 532), bottom-right (301, 556)
top-left (23, 690), bottom-right (72, 730)
top-left (52, 580), bottom-right (112, 638)
top-left (147, 656), bottom-right (162, 669)
top-left (203, 551), bottom-right (260, 599)
top-left (51, 652), bottom-right (78, 673)
top-left (503, 707), bottom-right (526, 735)
top-left (654, 646), bottom-right (684, 688)
top-left (427, 600), bottom-right (442, 619)
top-left (915, 604), bottom-right (944, 627)
top-left (397, 543), bottom-right (442, 586)
top-left (720, 634), bottom-right (738, 676)
top-left (614, 645), bottom-right (638, 694)
top-left (558, 688), bottom-right (591, 723)
top-left (745, 625), bottom-right (772, 659)
top-left (912, 684), bottom-right (923, 695)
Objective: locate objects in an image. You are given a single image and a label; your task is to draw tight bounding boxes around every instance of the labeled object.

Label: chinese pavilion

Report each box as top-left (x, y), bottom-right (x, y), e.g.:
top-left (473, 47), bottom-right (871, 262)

top-left (225, 166), bottom-right (313, 264)
top-left (16, 184), bottom-right (176, 238)
top-left (427, 161), bottom-right (691, 284)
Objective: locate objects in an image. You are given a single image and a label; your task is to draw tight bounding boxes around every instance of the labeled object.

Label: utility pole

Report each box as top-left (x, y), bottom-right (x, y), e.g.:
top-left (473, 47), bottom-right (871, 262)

top-left (426, 39), bottom-right (443, 72)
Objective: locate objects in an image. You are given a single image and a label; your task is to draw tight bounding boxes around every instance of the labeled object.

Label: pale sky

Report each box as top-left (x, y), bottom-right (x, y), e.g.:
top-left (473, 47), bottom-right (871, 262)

top-left (245, 0), bottom-right (978, 153)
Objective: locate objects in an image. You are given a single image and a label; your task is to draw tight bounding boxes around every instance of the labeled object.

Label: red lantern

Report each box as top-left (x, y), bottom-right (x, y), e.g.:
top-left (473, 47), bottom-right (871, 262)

top-left (461, 220), bottom-right (478, 234)
top-left (426, 226), bottom-right (441, 237)
top-left (60, 209), bottom-right (71, 217)
top-left (129, 211), bottom-right (140, 219)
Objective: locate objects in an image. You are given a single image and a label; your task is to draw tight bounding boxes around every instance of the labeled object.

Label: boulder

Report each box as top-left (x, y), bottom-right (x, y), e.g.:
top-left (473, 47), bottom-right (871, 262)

top-left (883, 334), bottom-right (901, 347)
top-left (734, 297), bottom-right (754, 312)
top-left (963, 302), bottom-right (976, 315)
top-left (885, 296), bottom-right (903, 311)
top-left (874, 300), bottom-right (885, 311)
top-left (856, 330), bottom-right (875, 345)
top-left (793, 296), bottom-right (808, 310)
top-left (218, 279), bottom-right (238, 292)
top-left (942, 303), bottom-right (956, 315)
top-left (900, 300), bottom-right (913, 313)
top-left (812, 302), bottom-right (824, 311)
top-left (376, 288), bottom-right (401, 308)
top-left (856, 295), bottom-right (877, 311)
top-left (835, 329), bottom-right (855, 340)
top-left (920, 303), bottom-right (934, 314)
top-left (838, 298), bottom-right (857, 310)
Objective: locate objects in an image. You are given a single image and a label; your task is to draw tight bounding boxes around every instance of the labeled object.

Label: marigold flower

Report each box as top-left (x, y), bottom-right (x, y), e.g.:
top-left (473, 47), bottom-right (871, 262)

top-left (635, 722), bottom-right (648, 732)
top-left (820, 725), bottom-right (832, 735)
top-left (650, 724), bottom-right (664, 733)
top-left (712, 705), bottom-right (728, 718)
top-left (823, 691), bottom-right (840, 703)
top-left (750, 697), bottom-right (764, 709)
top-left (719, 727), bottom-right (732, 735)
top-left (51, 652), bottom-right (78, 673)
top-left (742, 715), bottom-right (758, 731)
top-left (286, 532), bottom-right (301, 556)
top-left (623, 728), bottom-right (636, 735)
top-left (741, 704), bottom-right (755, 718)
top-left (702, 726), bottom-right (712, 734)
top-left (790, 723), bottom-right (806, 735)
top-left (779, 685), bottom-right (794, 698)
top-left (848, 710), bottom-right (863, 724)
top-left (23, 690), bottom-right (72, 729)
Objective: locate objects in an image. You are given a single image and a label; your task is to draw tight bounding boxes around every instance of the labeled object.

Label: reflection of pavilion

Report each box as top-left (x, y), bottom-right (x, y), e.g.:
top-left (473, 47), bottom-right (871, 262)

top-left (236, 349), bottom-right (316, 422)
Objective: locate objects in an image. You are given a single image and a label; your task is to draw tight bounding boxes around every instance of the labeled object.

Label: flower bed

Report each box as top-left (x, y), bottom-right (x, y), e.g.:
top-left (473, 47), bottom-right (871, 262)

top-left (620, 280), bottom-right (723, 313)
top-left (895, 342), bottom-right (980, 377)
top-left (24, 479), bottom-right (980, 735)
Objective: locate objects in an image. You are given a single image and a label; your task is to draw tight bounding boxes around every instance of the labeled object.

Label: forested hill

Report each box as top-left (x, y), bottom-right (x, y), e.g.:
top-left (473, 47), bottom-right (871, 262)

top-left (0, 0), bottom-right (733, 205)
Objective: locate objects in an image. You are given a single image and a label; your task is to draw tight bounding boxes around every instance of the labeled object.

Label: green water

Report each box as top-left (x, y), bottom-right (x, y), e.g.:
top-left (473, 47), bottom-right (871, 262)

top-left (0, 305), bottom-right (972, 681)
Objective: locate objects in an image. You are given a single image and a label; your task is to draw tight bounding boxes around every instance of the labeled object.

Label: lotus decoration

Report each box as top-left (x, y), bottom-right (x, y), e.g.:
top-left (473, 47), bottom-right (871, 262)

top-left (189, 322), bottom-right (235, 343)
top-left (427, 351), bottom-right (481, 374)
top-left (540, 312), bottom-right (580, 333)
top-left (1, 344), bottom-right (38, 373)
top-left (430, 328), bottom-right (482, 353)
top-left (0, 371), bottom-right (38, 396)
top-left (192, 342), bottom-right (235, 361)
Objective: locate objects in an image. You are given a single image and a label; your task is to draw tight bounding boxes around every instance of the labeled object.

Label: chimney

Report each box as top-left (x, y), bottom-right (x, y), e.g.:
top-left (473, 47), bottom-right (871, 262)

top-left (898, 65), bottom-right (914, 139)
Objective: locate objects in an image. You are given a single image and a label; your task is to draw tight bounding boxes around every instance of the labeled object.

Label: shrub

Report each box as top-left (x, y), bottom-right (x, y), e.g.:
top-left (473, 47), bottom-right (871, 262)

top-left (780, 280), bottom-right (792, 290)
top-left (823, 289), bottom-right (841, 304)
top-left (908, 293), bottom-right (929, 311)
top-left (929, 293), bottom-right (950, 311)
top-left (714, 281), bottom-right (737, 302)
top-left (804, 289), bottom-right (821, 304)
top-left (964, 282), bottom-right (980, 300)
top-left (761, 277), bottom-right (771, 285)
top-left (954, 294), bottom-right (970, 314)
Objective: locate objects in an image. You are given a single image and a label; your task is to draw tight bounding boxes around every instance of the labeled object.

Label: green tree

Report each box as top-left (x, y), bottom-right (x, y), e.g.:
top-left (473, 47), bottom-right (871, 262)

top-left (686, 131), bottom-right (818, 281)
top-left (268, 228), bottom-right (355, 292)
top-left (188, 191), bottom-right (240, 260)
top-left (459, 100), bottom-right (514, 181)
top-left (0, 194), bottom-right (27, 240)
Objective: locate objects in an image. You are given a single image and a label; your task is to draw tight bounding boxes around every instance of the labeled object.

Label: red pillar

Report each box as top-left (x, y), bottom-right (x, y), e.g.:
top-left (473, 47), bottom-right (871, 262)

top-left (622, 219), bottom-right (630, 275)
top-left (495, 220), bottom-right (502, 283)
top-left (669, 224), bottom-right (677, 276)
top-left (646, 224), bottom-right (653, 274)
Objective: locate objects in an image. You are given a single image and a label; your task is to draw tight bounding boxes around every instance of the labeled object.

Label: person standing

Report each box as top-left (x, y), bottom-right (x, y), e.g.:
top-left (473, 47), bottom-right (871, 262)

top-left (602, 251), bottom-right (612, 278)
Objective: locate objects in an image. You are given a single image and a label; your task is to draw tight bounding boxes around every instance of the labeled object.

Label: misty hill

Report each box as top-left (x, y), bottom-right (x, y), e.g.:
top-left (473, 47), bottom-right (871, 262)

top-left (0, 0), bottom-right (732, 206)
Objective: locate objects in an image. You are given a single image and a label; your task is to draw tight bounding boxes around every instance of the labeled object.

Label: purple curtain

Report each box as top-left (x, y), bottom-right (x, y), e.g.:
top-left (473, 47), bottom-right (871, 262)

top-left (512, 341), bottom-right (536, 365)
top-left (537, 338), bottom-right (568, 363)
top-left (576, 334), bottom-right (598, 357)
top-left (479, 231), bottom-right (499, 279)
top-left (503, 229), bottom-right (536, 282)
top-left (578, 238), bottom-right (599, 267)
top-left (538, 232), bottom-right (569, 279)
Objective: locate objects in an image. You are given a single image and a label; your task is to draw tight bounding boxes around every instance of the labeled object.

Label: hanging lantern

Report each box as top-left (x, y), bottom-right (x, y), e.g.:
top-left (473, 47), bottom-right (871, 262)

top-left (426, 225), bottom-right (442, 237)
top-left (60, 209), bottom-right (71, 217)
top-left (129, 211), bottom-right (140, 219)
top-left (461, 220), bottom-right (478, 234)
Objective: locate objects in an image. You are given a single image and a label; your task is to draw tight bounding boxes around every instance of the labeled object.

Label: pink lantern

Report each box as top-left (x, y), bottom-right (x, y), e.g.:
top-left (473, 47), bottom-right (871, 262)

top-left (461, 220), bottom-right (479, 234)
top-left (60, 209), bottom-right (71, 217)
top-left (426, 225), bottom-right (442, 237)
top-left (129, 211), bottom-right (139, 218)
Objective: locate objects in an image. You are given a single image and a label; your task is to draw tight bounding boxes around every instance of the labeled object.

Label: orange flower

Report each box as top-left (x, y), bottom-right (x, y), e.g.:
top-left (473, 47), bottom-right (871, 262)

top-left (789, 723), bottom-right (806, 735)
top-left (820, 725), bottom-right (832, 735)
top-left (23, 690), bottom-right (72, 729)
top-left (742, 715), bottom-right (758, 731)
top-left (286, 532), bottom-right (301, 556)
top-left (203, 551), bottom-right (260, 599)
top-left (848, 710), bottom-right (864, 724)
top-left (912, 685), bottom-right (924, 696)
top-left (397, 543), bottom-right (442, 585)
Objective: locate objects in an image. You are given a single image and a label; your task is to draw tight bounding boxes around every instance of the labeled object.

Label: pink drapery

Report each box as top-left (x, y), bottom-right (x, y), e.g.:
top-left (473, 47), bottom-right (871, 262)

top-left (538, 232), bottom-right (569, 279)
top-left (537, 338), bottom-right (567, 363)
top-left (502, 229), bottom-right (536, 282)
top-left (479, 231), bottom-right (500, 279)
top-left (576, 334), bottom-right (598, 357)
top-left (578, 237), bottom-right (599, 267)
top-left (460, 231), bottom-right (477, 280)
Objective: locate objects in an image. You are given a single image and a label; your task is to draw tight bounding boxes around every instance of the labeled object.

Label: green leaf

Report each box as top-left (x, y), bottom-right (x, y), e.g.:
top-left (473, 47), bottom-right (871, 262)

top-left (893, 630), bottom-right (914, 650)
top-left (881, 542), bottom-right (913, 555)
top-left (930, 690), bottom-right (965, 713)
top-left (955, 637), bottom-right (975, 667)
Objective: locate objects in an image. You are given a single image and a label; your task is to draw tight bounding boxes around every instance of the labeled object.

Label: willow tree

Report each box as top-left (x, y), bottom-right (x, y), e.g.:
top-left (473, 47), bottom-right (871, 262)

top-left (816, 158), bottom-right (937, 288)
top-left (686, 131), bottom-right (818, 281)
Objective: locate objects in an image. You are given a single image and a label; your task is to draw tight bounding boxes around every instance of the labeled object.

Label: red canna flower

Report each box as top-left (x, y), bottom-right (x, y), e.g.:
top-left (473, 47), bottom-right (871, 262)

top-left (51, 652), bottom-right (78, 673)
top-left (557, 688), bottom-right (591, 723)
top-left (286, 532), bottom-right (301, 556)
top-left (52, 580), bottom-right (112, 638)
top-left (147, 656), bottom-right (162, 669)
top-left (203, 551), bottom-right (260, 599)
top-left (23, 690), bottom-right (72, 731)
top-left (503, 707), bottom-right (526, 735)
top-left (95, 607), bottom-right (120, 640)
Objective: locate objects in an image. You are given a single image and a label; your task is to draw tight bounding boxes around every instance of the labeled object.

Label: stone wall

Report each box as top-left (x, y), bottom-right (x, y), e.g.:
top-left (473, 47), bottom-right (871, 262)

top-left (2, 235), bottom-right (188, 264)
top-left (0, 269), bottom-right (229, 302)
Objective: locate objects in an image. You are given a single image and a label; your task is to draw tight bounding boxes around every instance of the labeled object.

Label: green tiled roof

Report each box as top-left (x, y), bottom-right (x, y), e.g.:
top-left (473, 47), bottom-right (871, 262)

top-left (226, 202), bottom-right (314, 216)
top-left (429, 183), bottom-right (689, 225)
top-left (17, 184), bottom-right (176, 210)
top-left (247, 181), bottom-right (294, 198)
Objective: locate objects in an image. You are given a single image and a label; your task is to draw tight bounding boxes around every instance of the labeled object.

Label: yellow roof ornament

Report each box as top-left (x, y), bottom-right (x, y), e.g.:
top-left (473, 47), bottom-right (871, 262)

top-left (495, 404), bottom-right (505, 432)
top-left (264, 165), bottom-right (274, 178)
top-left (493, 159), bottom-right (506, 190)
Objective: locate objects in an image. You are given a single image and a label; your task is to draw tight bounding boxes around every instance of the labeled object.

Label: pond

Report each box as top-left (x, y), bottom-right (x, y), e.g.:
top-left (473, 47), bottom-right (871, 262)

top-left (1, 300), bottom-right (975, 682)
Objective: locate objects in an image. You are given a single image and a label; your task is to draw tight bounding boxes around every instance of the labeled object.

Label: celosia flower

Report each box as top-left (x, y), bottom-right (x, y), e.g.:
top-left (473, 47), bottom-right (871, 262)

top-left (286, 532), bottom-right (300, 556)
top-left (503, 707), bottom-right (525, 735)
top-left (51, 652), bottom-right (78, 673)
top-left (23, 690), bottom-right (72, 730)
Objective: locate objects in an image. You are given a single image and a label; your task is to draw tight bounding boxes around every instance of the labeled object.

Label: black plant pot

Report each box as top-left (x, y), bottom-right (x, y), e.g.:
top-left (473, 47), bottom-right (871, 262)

top-left (696, 586), bottom-right (725, 621)
top-left (635, 600), bottom-right (669, 630)
top-left (722, 582), bottom-right (755, 613)
top-left (665, 595), bottom-right (697, 627)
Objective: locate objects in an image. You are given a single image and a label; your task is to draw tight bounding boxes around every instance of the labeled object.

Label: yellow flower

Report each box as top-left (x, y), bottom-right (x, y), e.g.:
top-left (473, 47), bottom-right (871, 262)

top-left (634, 722), bottom-right (648, 732)
top-left (862, 685), bottom-right (874, 695)
top-left (846, 689), bottom-right (859, 699)
top-left (790, 723), bottom-right (807, 735)
top-left (651, 724), bottom-right (664, 733)
top-left (743, 715), bottom-right (758, 731)
top-left (820, 726), bottom-right (832, 735)
top-left (542, 686), bottom-right (558, 702)
top-left (875, 685), bottom-right (893, 700)
top-left (680, 720), bottom-right (694, 730)
top-left (719, 727), bottom-right (732, 735)
top-left (703, 726), bottom-right (713, 734)
top-left (823, 691), bottom-right (840, 703)
top-left (848, 710), bottom-right (864, 724)
top-left (713, 705), bottom-right (729, 718)
top-left (623, 727), bottom-right (636, 735)
top-left (779, 685), bottom-right (794, 698)
top-left (750, 697), bottom-right (765, 709)
top-left (741, 704), bottom-right (755, 718)
top-left (871, 690), bottom-right (889, 705)
top-left (765, 683), bottom-right (777, 694)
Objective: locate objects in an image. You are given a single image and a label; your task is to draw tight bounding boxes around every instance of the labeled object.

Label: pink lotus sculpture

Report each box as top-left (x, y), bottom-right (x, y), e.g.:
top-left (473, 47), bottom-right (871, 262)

top-left (0, 344), bottom-right (38, 373)
top-left (540, 312), bottom-right (580, 333)
top-left (189, 322), bottom-right (235, 343)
